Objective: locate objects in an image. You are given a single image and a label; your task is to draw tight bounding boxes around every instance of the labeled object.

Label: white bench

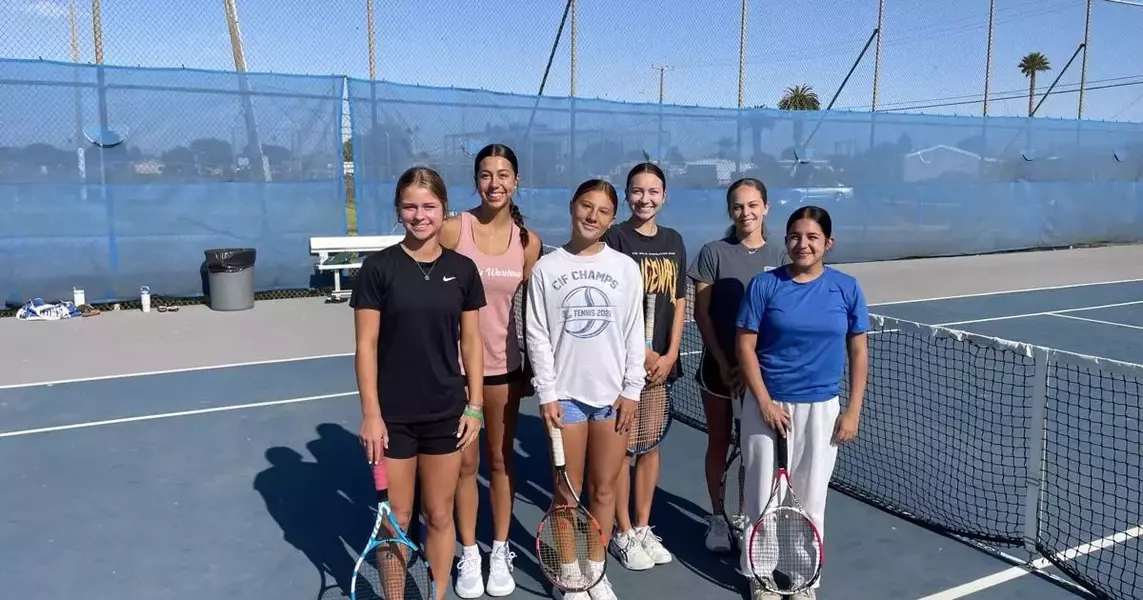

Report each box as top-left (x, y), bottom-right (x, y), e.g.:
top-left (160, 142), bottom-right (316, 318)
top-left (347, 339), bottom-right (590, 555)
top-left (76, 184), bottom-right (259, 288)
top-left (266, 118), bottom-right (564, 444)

top-left (309, 235), bottom-right (402, 301)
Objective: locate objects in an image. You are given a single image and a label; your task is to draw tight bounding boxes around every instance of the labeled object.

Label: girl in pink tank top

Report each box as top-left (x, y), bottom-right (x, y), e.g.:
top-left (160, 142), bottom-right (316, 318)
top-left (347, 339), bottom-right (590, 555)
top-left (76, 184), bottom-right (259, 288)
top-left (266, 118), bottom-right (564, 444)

top-left (454, 210), bottom-right (524, 376)
top-left (439, 143), bottom-right (542, 599)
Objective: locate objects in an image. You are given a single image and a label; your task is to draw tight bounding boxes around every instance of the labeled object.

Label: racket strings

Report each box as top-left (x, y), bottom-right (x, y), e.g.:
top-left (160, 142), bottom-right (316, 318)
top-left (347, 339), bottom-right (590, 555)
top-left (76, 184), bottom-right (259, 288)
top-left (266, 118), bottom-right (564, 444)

top-left (536, 507), bottom-right (605, 592)
top-left (353, 541), bottom-right (432, 600)
top-left (749, 506), bottom-right (822, 592)
top-left (627, 386), bottom-right (670, 454)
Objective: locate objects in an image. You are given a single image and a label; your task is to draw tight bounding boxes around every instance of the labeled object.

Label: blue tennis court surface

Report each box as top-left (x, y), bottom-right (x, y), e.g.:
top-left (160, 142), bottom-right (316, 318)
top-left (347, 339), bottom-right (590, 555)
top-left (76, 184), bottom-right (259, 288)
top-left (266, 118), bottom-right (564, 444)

top-left (1, 279), bottom-right (1140, 599)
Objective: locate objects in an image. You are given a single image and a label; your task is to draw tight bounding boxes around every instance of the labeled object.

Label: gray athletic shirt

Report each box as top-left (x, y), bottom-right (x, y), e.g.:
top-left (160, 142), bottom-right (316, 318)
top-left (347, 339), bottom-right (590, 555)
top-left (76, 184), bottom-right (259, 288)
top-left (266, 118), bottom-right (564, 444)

top-left (687, 235), bottom-right (786, 366)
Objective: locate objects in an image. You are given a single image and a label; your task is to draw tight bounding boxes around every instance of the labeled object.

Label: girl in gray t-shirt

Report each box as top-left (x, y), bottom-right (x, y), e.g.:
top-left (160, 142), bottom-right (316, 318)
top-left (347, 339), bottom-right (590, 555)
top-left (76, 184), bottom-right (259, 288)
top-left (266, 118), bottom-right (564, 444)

top-left (685, 177), bottom-right (786, 553)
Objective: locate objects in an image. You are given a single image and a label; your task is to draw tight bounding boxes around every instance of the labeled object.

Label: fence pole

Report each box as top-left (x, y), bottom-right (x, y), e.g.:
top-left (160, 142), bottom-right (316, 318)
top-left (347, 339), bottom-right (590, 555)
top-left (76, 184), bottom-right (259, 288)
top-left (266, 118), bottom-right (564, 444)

top-left (983, 0), bottom-right (995, 116)
top-left (871, 0), bottom-right (884, 111)
top-left (1078, 0), bottom-right (1092, 118)
top-left (367, 0), bottom-right (376, 80)
top-left (570, 0), bottom-right (578, 97)
top-left (223, 0), bottom-right (270, 182)
top-left (737, 0), bottom-right (747, 109)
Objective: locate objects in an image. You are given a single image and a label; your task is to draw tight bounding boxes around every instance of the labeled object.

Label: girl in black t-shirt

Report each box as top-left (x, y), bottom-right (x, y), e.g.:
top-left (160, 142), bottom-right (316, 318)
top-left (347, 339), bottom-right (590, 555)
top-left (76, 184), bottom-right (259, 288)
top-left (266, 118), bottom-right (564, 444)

top-left (601, 162), bottom-right (687, 571)
top-left (350, 166), bottom-right (486, 600)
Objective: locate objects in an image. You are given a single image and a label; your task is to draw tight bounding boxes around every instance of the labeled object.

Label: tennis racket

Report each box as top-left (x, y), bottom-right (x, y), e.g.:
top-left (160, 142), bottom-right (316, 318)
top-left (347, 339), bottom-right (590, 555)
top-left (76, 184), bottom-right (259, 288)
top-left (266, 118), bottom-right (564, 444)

top-left (715, 387), bottom-right (748, 550)
top-left (351, 461), bottom-right (434, 600)
top-left (535, 425), bottom-right (607, 593)
top-left (627, 293), bottom-right (672, 456)
top-left (746, 435), bottom-right (824, 595)
top-left (512, 282), bottom-right (535, 397)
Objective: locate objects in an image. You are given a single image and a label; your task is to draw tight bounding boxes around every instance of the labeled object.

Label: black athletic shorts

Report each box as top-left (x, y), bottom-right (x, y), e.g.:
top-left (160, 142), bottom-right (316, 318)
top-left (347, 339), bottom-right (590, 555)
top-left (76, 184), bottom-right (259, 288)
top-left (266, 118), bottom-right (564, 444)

top-left (386, 415), bottom-right (462, 459)
top-left (484, 367), bottom-right (526, 387)
top-left (695, 349), bottom-right (734, 399)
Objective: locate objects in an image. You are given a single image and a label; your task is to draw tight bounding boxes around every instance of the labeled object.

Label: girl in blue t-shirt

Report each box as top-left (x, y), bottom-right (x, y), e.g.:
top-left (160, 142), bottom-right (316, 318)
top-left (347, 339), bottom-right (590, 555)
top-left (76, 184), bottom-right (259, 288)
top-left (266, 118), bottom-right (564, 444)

top-left (734, 205), bottom-right (870, 599)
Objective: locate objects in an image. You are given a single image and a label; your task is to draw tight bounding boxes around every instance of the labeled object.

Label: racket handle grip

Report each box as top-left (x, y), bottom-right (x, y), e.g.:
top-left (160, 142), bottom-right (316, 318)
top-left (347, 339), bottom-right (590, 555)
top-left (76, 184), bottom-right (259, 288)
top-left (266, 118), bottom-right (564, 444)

top-left (550, 426), bottom-right (566, 468)
top-left (372, 460), bottom-right (388, 491)
top-left (644, 294), bottom-right (656, 348)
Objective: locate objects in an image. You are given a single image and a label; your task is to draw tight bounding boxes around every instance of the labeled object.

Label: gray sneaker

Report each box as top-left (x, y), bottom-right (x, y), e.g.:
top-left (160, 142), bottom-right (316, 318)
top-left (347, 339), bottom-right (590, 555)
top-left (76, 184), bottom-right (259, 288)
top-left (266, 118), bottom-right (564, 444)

top-left (749, 579), bottom-right (783, 600)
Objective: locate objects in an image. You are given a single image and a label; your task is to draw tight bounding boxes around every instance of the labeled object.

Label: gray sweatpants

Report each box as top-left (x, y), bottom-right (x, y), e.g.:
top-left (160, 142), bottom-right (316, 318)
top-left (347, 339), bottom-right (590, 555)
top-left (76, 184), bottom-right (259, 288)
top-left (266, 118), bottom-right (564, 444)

top-left (738, 390), bottom-right (840, 588)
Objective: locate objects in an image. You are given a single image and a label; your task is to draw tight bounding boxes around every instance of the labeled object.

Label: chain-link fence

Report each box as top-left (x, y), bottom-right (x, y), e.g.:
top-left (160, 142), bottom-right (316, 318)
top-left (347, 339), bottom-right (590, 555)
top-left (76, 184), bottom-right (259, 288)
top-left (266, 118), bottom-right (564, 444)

top-left (4, 1), bottom-right (1140, 121)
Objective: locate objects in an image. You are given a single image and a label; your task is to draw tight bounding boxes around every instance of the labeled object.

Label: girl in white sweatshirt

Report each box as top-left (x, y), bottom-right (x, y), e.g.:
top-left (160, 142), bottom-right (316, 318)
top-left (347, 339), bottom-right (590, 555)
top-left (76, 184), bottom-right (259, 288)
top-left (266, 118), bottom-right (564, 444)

top-left (525, 179), bottom-right (646, 600)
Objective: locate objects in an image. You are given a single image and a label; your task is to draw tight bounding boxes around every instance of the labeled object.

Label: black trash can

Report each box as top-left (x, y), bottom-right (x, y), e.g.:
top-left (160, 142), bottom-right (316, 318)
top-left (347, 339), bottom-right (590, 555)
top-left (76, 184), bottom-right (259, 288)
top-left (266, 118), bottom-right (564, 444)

top-left (205, 248), bottom-right (257, 311)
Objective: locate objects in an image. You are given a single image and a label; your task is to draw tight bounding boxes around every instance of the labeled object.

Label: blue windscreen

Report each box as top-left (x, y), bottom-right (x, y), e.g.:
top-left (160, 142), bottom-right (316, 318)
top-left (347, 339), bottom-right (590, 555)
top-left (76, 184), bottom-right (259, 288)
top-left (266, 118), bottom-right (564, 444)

top-left (347, 78), bottom-right (1142, 264)
top-left (0, 59), bottom-right (347, 304)
top-left (2, 60), bottom-right (1139, 305)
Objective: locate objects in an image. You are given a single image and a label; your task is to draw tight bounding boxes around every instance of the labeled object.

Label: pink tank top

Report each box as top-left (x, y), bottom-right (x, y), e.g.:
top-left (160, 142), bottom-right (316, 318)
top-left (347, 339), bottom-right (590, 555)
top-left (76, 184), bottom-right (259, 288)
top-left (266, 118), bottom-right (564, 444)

top-left (455, 211), bottom-right (525, 376)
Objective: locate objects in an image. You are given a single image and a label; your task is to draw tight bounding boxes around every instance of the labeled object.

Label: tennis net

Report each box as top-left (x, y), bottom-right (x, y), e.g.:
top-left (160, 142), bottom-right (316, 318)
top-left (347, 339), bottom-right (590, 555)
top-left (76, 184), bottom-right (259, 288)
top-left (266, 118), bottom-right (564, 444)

top-left (670, 307), bottom-right (1142, 600)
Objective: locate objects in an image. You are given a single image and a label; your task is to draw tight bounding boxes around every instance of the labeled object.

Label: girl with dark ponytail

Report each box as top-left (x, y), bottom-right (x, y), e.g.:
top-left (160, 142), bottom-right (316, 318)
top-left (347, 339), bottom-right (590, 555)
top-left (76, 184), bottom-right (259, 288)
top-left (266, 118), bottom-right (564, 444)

top-left (602, 161), bottom-right (688, 572)
top-left (439, 143), bottom-right (543, 599)
top-left (686, 177), bottom-right (786, 555)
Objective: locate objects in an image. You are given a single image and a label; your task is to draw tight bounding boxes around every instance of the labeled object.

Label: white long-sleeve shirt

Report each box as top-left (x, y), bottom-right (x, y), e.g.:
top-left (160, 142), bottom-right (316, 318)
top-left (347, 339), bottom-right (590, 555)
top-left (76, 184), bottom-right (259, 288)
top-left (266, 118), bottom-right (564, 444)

top-left (525, 244), bottom-right (646, 407)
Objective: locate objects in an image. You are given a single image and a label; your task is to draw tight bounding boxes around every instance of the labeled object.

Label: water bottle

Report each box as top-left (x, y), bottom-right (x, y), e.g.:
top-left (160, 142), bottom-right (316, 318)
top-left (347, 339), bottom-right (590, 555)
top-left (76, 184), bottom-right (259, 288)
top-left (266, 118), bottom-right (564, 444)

top-left (140, 286), bottom-right (151, 313)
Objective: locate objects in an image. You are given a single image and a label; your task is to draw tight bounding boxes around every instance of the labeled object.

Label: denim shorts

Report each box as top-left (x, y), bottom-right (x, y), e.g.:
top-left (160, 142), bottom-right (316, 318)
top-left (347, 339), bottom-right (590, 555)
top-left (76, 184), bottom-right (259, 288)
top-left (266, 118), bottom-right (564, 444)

top-left (560, 399), bottom-right (616, 424)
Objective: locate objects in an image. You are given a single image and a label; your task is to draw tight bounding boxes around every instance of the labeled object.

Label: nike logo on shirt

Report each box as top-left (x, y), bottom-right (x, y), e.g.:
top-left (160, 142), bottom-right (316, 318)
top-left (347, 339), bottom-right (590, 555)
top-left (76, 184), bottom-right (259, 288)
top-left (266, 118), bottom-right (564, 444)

top-left (443, 276), bottom-right (456, 282)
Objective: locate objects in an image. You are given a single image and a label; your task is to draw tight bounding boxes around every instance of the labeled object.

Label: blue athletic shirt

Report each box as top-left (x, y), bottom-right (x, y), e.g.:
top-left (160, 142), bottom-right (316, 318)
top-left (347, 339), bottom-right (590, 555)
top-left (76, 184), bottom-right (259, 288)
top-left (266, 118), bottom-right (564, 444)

top-left (735, 266), bottom-right (870, 403)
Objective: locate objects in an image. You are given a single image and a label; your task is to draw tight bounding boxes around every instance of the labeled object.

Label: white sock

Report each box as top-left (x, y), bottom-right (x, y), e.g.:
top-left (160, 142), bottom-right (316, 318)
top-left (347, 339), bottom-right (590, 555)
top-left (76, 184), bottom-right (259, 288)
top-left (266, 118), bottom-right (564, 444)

top-left (560, 562), bottom-right (580, 580)
top-left (588, 559), bottom-right (606, 579)
top-left (491, 540), bottom-right (508, 553)
top-left (462, 544), bottom-right (479, 557)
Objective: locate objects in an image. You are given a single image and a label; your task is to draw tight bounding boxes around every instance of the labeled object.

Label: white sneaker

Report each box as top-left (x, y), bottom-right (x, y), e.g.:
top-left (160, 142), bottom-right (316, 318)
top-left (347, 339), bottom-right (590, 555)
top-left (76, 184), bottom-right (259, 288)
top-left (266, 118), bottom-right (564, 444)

top-left (559, 591), bottom-right (591, 600)
top-left (609, 530), bottom-right (654, 571)
top-left (790, 591), bottom-right (818, 600)
top-left (633, 526), bottom-right (671, 564)
top-left (704, 515), bottom-right (733, 552)
top-left (454, 548), bottom-right (484, 599)
top-left (587, 574), bottom-right (618, 600)
top-left (485, 543), bottom-right (517, 597)
top-left (750, 579), bottom-right (783, 600)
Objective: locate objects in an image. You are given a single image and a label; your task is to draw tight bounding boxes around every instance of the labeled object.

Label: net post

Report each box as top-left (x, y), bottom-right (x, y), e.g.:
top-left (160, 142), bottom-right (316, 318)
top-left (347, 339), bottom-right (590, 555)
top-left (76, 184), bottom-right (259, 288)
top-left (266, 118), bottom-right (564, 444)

top-left (1023, 346), bottom-right (1050, 552)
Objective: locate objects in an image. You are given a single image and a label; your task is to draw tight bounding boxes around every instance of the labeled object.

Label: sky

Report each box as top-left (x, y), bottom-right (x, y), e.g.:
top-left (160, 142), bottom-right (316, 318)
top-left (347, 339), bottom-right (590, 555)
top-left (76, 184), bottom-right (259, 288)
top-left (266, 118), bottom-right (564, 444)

top-left (2, 0), bottom-right (1142, 123)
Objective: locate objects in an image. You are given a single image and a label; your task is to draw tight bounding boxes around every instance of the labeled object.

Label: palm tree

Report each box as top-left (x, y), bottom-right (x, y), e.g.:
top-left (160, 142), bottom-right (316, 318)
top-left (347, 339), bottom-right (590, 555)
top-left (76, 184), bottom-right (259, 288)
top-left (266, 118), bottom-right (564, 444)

top-left (778, 85), bottom-right (821, 111)
top-left (778, 86), bottom-right (820, 152)
top-left (1018, 52), bottom-right (1051, 117)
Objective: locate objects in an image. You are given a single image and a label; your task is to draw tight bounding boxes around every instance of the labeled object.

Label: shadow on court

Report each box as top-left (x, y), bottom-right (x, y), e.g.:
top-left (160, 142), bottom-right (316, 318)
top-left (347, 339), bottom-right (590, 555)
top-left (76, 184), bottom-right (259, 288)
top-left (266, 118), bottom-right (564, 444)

top-left (252, 415), bottom-right (749, 600)
top-left (510, 412), bottom-right (748, 599)
top-left (253, 424), bottom-right (377, 599)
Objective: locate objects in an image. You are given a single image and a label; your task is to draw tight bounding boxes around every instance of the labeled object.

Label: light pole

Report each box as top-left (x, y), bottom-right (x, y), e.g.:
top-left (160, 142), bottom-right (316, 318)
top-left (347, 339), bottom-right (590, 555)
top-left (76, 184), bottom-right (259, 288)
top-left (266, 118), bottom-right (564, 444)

top-left (1079, 0), bottom-right (1143, 118)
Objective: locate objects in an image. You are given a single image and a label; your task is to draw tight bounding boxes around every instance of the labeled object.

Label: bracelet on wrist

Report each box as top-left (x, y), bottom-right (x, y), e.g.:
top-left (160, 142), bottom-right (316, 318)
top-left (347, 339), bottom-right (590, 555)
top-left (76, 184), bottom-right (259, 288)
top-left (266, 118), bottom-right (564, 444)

top-left (463, 408), bottom-right (484, 421)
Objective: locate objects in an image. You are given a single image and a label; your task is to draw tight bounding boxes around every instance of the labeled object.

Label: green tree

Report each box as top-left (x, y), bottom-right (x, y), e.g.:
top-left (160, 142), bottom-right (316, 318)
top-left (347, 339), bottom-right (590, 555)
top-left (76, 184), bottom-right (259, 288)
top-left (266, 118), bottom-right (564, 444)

top-left (778, 86), bottom-right (820, 151)
top-left (1018, 52), bottom-right (1051, 117)
top-left (777, 85), bottom-right (821, 111)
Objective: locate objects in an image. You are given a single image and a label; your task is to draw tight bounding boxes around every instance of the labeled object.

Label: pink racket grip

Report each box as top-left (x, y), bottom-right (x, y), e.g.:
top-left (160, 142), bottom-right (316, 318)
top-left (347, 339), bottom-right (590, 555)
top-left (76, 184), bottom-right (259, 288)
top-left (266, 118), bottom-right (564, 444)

top-left (372, 458), bottom-right (389, 491)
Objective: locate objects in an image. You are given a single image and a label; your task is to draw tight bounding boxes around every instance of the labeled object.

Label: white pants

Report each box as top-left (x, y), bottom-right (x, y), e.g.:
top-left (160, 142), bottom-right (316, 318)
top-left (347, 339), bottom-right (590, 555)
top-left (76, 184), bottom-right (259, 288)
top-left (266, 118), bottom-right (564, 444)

top-left (738, 390), bottom-right (840, 584)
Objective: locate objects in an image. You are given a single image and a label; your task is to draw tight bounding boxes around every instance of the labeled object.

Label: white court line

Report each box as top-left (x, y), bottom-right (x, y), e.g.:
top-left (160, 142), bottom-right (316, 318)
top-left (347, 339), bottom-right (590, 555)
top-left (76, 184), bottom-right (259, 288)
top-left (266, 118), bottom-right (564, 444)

top-left (1050, 312), bottom-right (1143, 332)
top-left (936, 299), bottom-right (1143, 327)
top-left (6, 279), bottom-right (1135, 390)
top-left (917, 525), bottom-right (1143, 599)
top-left (0, 352), bottom-right (354, 391)
top-left (869, 277), bottom-right (1143, 307)
top-left (0, 391), bottom-right (357, 439)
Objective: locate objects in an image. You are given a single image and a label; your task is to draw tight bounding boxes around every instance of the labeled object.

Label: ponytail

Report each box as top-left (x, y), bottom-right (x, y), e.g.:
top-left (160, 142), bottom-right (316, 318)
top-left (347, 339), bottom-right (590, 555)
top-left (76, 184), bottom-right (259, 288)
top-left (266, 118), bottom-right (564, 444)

top-left (510, 202), bottom-right (529, 247)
